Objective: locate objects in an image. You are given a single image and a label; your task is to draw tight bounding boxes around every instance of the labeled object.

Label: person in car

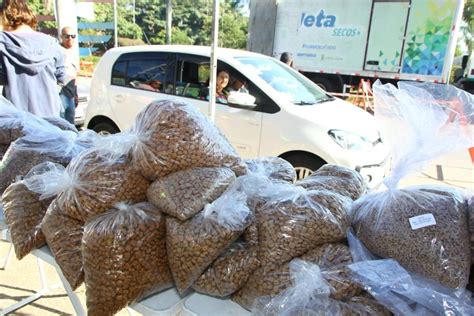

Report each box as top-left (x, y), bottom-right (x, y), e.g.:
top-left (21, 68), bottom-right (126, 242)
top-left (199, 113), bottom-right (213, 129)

top-left (0, 0), bottom-right (65, 117)
top-left (202, 69), bottom-right (230, 103)
top-left (227, 77), bottom-right (249, 94)
top-left (215, 69), bottom-right (230, 103)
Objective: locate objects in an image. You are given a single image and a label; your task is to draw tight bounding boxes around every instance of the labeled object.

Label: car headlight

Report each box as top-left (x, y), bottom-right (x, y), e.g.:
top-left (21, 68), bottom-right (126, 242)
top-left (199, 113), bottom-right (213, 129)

top-left (328, 129), bottom-right (374, 151)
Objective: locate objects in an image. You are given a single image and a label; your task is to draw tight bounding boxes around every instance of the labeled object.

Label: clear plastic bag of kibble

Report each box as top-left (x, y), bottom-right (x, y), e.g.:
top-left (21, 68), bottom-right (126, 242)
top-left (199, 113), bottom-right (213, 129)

top-left (83, 202), bottom-right (173, 316)
top-left (2, 173), bottom-right (54, 260)
top-left (0, 96), bottom-right (77, 145)
top-left (351, 81), bottom-right (473, 289)
top-left (123, 99), bottom-right (247, 180)
top-left (0, 124), bottom-right (96, 195)
top-left (347, 230), bottom-right (474, 316)
top-left (244, 157), bottom-right (296, 183)
top-left (147, 167), bottom-right (236, 221)
top-left (0, 96), bottom-right (45, 144)
top-left (166, 182), bottom-right (252, 295)
top-left (22, 140), bottom-right (150, 223)
top-left (233, 243), bottom-right (362, 311)
top-left (296, 164), bottom-right (367, 201)
top-left (254, 181), bottom-right (351, 266)
top-left (253, 259), bottom-right (390, 316)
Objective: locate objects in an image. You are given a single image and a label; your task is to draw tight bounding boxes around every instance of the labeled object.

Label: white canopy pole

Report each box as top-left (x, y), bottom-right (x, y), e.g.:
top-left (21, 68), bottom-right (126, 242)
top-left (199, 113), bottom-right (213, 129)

top-left (113, 0), bottom-right (118, 47)
top-left (208, 0), bottom-right (220, 122)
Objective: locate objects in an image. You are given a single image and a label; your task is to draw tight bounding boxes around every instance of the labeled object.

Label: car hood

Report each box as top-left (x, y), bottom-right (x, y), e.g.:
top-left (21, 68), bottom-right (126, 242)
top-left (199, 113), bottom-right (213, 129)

top-left (289, 98), bottom-right (381, 142)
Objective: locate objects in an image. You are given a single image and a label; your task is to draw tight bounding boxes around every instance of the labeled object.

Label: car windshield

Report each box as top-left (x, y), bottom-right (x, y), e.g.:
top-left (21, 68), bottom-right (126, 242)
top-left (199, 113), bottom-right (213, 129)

top-left (235, 56), bottom-right (333, 105)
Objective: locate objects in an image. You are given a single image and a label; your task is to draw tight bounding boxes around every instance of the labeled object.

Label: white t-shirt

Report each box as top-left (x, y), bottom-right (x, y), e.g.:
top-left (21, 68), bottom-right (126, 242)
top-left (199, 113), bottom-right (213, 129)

top-left (60, 45), bottom-right (78, 83)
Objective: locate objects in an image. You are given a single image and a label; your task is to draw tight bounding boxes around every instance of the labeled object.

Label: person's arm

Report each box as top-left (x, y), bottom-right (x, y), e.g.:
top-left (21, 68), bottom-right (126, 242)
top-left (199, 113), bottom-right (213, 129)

top-left (55, 45), bottom-right (66, 85)
top-left (0, 58), bottom-right (7, 85)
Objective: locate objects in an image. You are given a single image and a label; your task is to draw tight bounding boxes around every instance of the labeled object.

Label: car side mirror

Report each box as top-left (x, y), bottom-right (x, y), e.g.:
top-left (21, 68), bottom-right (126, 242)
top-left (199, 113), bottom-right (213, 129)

top-left (227, 91), bottom-right (257, 109)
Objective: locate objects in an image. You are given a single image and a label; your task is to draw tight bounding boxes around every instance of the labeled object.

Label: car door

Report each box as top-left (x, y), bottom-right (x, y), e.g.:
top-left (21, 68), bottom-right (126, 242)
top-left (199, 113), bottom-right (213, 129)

top-left (109, 52), bottom-right (175, 130)
top-left (172, 54), bottom-right (263, 158)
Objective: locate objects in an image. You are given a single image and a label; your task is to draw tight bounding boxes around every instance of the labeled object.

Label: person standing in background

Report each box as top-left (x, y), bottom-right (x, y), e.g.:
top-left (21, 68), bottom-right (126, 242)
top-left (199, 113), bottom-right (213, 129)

top-left (280, 52), bottom-right (294, 67)
top-left (0, 0), bottom-right (65, 118)
top-left (59, 26), bottom-right (78, 124)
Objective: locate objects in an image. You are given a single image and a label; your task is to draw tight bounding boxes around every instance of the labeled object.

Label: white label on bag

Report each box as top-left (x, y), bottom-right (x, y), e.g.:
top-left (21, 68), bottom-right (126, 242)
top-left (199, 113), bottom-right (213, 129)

top-left (409, 213), bottom-right (436, 230)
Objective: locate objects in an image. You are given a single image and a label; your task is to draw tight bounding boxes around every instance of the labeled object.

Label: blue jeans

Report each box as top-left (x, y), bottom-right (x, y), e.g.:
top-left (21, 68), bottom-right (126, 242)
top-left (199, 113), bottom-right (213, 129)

top-left (59, 93), bottom-right (75, 124)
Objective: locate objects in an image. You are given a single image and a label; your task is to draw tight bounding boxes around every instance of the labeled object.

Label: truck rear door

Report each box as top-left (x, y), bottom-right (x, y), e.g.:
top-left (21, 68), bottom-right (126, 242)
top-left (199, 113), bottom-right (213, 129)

top-left (364, 0), bottom-right (410, 73)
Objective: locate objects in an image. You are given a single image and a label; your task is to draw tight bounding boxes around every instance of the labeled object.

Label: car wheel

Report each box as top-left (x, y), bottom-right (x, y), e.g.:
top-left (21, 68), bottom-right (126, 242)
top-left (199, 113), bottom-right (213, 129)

top-left (283, 154), bottom-right (326, 180)
top-left (91, 122), bottom-right (120, 135)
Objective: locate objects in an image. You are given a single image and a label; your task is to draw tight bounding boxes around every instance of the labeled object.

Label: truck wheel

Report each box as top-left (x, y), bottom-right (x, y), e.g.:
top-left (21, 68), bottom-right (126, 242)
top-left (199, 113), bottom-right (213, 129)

top-left (282, 154), bottom-right (326, 180)
top-left (312, 77), bottom-right (336, 92)
top-left (91, 122), bottom-right (120, 135)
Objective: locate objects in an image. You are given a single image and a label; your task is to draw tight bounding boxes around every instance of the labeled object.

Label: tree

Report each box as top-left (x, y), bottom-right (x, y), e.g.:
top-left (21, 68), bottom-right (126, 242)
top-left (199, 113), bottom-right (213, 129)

top-left (94, 0), bottom-right (143, 40)
top-left (135, 0), bottom-right (248, 48)
top-left (30, 0), bottom-right (249, 49)
top-left (28, 0), bottom-right (56, 30)
top-left (461, 0), bottom-right (473, 55)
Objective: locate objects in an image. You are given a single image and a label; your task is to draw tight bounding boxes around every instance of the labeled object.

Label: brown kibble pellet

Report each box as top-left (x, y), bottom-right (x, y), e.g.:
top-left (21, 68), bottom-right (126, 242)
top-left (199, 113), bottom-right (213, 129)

top-left (129, 99), bottom-right (247, 180)
top-left (2, 181), bottom-right (53, 259)
top-left (352, 187), bottom-right (470, 289)
top-left (41, 199), bottom-right (84, 290)
top-left (147, 167), bottom-right (235, 221)
top-left (83, 202), bottom-right (173, 316)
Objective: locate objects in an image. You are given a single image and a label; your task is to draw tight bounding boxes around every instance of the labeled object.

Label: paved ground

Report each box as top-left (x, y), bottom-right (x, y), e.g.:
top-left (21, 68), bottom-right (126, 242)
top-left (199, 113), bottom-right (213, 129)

top-left (400, 149), bottom-right (474, 190)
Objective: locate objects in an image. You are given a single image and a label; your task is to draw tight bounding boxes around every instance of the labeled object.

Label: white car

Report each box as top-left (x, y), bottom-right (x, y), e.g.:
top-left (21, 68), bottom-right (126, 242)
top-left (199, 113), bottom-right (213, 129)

top-left (85, 45), bottom-right (390, 187)
top-left (75, 83), bottom-right (90, 127)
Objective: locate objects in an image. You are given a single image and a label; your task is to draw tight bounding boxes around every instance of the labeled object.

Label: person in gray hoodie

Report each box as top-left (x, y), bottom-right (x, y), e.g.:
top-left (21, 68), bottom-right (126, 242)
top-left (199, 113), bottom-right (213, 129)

top-left (0, 0), bottom-right (65, 118)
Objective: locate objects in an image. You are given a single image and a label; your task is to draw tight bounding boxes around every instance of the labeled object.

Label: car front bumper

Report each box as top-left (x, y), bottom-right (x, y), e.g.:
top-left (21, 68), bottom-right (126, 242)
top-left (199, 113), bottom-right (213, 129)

top-left (357, 154), bottom-right (391, 190)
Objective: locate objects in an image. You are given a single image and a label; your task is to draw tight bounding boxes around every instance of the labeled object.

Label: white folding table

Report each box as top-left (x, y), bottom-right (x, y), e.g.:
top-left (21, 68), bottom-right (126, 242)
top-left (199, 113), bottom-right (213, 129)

top-left (0, 207), bottom-right (13, 269)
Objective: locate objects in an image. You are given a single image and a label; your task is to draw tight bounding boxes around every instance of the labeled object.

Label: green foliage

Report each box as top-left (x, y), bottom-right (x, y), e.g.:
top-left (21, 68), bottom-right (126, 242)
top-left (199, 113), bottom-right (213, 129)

top-left (28, 0), bottom-right (56, 30)
top-left (118, 37), bottom-right (145, 46)
top-left (132, 0), bottom-right (248, 48)
top-left (462, 0), bottom-right (473, 54)
top-left (80, 55), bottom-right (101, 63)
top-left (29, 0), bottom-right (249, 50)
top-left (92, 0), bottom-right (143, 40)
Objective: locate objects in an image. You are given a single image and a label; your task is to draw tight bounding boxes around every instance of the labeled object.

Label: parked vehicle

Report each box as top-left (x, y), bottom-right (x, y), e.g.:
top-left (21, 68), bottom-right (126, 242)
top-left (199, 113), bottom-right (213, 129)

top-left (454, 53), bottom-right (474, 94)
top-left (75, 83), bottom-right (90, 127)
top-left (85, 45), bottom-right (390, 187)
top-left (248, 0), bottom-right (465, 92)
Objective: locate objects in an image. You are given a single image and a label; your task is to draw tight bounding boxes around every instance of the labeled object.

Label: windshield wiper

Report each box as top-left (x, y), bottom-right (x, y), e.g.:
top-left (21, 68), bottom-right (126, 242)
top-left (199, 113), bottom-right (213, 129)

top-left (314, 95), bottom-right (336, 103)
top-left (293, 100), bottom-right (315, 105)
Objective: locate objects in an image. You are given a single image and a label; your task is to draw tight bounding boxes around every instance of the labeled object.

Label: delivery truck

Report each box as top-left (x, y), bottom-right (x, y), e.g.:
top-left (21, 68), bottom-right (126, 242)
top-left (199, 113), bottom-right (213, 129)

top-left (247, 0), bottom-right (465, 92)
